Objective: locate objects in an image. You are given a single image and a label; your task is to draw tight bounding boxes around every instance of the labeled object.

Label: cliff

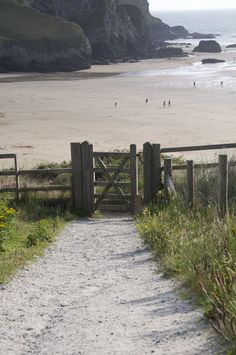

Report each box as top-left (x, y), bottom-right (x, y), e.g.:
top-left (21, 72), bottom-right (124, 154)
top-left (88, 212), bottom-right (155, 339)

top-left (0, 0), bottom-right (91, 72)
top-left (27, 0), bottom-right (191, 61)
top-left (0, 0), bottom-right (210, 72)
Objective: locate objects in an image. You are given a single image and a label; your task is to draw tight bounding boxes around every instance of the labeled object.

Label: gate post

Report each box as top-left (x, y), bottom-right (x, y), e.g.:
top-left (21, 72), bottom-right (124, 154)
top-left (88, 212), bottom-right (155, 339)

top-left (71, 141), bottom-right (94, 215)
top-left (218, 154), bottom-right (228, 218)
top-left (152, 144), bottom-right (161, 199)
top-left (130, 144), bottom-right (138, 214)
top-left (143, 142), bottom-right (161, 204)
top-left (143, 142), bottom-right (152, 204)
top-left (71, 143), bottom-right (83, 211)
top-left (81, 141), bottom-right (94, 215)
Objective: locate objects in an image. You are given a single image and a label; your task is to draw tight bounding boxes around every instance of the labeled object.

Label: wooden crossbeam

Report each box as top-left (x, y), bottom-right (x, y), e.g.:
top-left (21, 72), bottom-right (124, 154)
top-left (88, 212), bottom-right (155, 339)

top-left (95, 156), bottom-right (129, 206)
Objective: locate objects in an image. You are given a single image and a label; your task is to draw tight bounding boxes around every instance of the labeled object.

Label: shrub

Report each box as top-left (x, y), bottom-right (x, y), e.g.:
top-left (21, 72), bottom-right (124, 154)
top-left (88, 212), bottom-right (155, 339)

top-left (0, 197), bottom-right (16, 252)
top-left (26, 219), bottom-right (53, 247)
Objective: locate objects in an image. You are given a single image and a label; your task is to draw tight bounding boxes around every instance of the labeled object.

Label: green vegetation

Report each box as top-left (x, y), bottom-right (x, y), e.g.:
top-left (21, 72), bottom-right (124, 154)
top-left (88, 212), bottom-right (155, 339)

top-left (0, 193), bottom-right (74, 284)
top-left (137, 160), bottom-right (236, 348)
top-left (137, 200), bottom-right (236, 347)
top-left (0, 0), bottom-right (86, 49)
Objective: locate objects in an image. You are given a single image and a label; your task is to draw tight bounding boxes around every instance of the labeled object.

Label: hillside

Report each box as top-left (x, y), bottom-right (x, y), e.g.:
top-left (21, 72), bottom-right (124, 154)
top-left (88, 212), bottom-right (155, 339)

top-left (28, 0), bottom-right (190, 61)
top-left (0, 0), bottom-right (91, 72)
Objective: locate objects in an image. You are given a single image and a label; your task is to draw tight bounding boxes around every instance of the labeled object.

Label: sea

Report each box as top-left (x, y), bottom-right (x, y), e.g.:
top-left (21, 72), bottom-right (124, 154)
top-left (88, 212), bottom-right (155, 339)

top-left (152, 9), bottom-right (236, 47)
top-left (119, 9), bottom-right (236, 89)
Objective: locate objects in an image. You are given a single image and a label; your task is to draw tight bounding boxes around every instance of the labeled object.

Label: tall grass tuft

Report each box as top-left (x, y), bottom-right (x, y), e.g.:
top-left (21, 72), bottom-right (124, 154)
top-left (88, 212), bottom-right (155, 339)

top-left (137, 199), bottom-right (236, 346)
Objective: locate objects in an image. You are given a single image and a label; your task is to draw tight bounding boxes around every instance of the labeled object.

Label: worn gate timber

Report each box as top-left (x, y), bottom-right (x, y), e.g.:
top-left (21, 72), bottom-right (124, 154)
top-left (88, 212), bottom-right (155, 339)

top-left (71, 142), bottom-right (138, 214)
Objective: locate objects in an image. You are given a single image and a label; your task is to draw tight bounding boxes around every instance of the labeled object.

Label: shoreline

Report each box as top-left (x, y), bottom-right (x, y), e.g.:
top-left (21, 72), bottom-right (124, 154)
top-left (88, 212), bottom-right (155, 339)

top-left (1, 49), bottom-right (236, 168)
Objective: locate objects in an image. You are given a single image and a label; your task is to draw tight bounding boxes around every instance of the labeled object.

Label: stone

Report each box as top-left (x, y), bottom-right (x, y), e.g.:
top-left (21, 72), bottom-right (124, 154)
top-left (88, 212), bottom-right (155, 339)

top-left (201, 58), bottom-right (225, 64)
top-left (193, 40), bottom-right (221, 53)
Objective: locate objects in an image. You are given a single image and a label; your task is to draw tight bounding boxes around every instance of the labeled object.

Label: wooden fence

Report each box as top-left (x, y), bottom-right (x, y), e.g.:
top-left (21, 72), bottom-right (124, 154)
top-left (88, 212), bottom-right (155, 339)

top-left (0, 153), bottom-right (72, 198)
top-left (143, 142), bottom-right (236, 217)
top-left (1, 141), bottom-right (236, 216)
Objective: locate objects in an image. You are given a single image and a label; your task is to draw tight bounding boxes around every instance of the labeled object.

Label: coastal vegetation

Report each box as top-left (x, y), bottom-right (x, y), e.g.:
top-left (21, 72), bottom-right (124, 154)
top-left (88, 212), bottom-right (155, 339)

top-left (0, 193), bottom-right (73, 284)
top-left (0, 0), bottom-right (91, 72)
top-left (137, 164), bottom-right (236, 348)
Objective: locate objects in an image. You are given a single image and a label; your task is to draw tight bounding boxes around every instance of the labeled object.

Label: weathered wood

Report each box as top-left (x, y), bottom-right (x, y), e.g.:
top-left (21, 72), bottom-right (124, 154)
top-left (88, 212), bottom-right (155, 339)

top-left (0, 171), bottom-right (16, 176)
top-left (95, 156), bottom-right (129, 207)
top-left (152, 144), bottom-right (161, 199)
top-left (81, 141), bottom-right (94, 215)
top-left (161, 143), bottom-right (236, 153)
top-left (71, 143), bottom-right (83, 211)
top-left (218, 155), bottom-right (228, 218)
top-left (0, 154), bottom-right (16, 159)
top-left (19, 168), bottom-right (72, 175)
top-left (93, 152), bottom-right (130, 158)
top-left (94, 156), bottom-right (129, 204)
top-left (130, 144), bottom-right (138, 213)
top-left (14, 155), bottom-right (19, 200)
top-left (170, 161), bottom-right (236, 172)
top-left (0, 186), bottom-right (71, 193)
top-left (98, 205), bottom-right (129, 212)
top-left (94, 167), bottom-right (130, 174)
top-left (164, 158), bottom-right (172, 201)
top-left (90, 144), bottom-right (95, 214)
top-left (94, 181), bottom-right (130, 187)
top-left (133, 195), bottom-right (143, 215)
top-left (143, 142), bottom-right (152, 204)
top-left (187, 160), bottom-right (194, 208)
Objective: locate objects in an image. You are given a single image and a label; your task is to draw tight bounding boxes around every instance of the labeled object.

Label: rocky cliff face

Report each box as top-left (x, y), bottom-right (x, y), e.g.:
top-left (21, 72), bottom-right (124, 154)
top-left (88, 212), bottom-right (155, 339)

top-left (0, 0), bottom-right (91, 73)
top-left (27, 0), bottom-right (190, 61)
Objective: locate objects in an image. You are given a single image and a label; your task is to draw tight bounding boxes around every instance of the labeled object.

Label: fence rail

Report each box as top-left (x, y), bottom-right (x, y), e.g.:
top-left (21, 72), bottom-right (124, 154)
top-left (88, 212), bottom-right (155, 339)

top-left (1, 141), bottom-right (236, 216)
top-left (161, 143), bottom-right (236, 153)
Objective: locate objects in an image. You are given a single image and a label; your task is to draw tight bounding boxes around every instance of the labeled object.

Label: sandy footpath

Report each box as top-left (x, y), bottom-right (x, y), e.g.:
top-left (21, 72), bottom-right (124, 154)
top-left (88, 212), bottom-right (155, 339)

top-left (0, 217), bottom-right (223, 354)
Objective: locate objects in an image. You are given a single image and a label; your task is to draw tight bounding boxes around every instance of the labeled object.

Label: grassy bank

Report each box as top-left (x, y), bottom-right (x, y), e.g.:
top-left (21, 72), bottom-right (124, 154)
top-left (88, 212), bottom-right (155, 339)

top-left (0, 0), bottom-right (85, 48)
top-left (137, 200), bottom-right (236, 348)
top-left (0, 194), bottom-right (73, 284)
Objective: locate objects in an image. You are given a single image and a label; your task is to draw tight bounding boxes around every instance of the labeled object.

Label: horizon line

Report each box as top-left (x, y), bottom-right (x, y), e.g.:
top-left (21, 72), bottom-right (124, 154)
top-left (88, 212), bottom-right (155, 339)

top-left (150, 7), bottom-right (236, 12)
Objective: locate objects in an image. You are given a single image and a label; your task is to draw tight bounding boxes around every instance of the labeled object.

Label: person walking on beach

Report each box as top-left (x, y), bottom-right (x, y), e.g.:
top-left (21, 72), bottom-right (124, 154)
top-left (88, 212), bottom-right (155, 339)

top-left (168, 99), bottom-right (171, 108)
top-left (163, 100), bottom-right (166, 108)
top-left (193, 81), bottom-right (196, 87)
top-left (145, 98), bottom-right (148, 104)
top-left (220, 81), bottom-right (223, 87)
top-left (115, 102), bottom-right (117, 107)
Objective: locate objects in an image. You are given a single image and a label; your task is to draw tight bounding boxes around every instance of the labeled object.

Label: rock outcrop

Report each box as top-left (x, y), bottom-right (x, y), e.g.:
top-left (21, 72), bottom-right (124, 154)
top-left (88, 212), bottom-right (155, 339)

top-left (193, 40), bottom-right (221, 53)
top-left (226, 44), bottom-right (236, 48)
top-left (0, 0), bottom-right (91, 73)
top-left (26, 0), bottom-right (191, 61)
top-left (191, 32), bottom-right (215, 39)
top-left (154, 47), bottom-right (185, 59)
top-left (201, 58), bottom-right (225, 64)
top-left (0, 0), bottom-right (219, 72)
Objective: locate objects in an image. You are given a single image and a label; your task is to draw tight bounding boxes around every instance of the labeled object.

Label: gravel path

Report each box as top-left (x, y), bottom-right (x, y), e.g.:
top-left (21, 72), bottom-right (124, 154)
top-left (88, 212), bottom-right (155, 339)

top-left (0, 217), bottom-right (223, 355)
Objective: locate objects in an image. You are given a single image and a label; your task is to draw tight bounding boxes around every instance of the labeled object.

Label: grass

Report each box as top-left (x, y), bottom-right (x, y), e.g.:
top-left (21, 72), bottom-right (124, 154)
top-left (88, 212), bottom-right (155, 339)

top-left (0, 0), bottom-right (86, 50)
top-left (137, 196), bottom-right (236, 350)
top-left (0, 193), bottom-right (75, 284)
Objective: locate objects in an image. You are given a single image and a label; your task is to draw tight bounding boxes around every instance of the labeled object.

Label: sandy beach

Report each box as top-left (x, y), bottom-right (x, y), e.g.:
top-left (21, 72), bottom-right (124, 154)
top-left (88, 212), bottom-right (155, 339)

top-left (1, 48), bottom-right (236, 168)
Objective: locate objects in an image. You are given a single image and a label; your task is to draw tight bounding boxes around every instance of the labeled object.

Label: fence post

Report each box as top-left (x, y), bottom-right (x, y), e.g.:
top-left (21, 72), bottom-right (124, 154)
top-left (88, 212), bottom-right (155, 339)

top-left (164, 158), bottom-right (172, 201)
top-left (130, 144), bottom-right (138, 214)
top-left (143, 142), bottom-right (152, 204)
top-left (71, 143), bottom-right (83, 211)
top-left (218, 154), bottom-right (228, 218)
top-left (152, 144), bottom-right (161, 199)
top-left (187, 160), bottom-right (194, 209)
top-left (14, 155), bottom-right (20, 200)
top-left (81, 141), bottom-right (94, 215)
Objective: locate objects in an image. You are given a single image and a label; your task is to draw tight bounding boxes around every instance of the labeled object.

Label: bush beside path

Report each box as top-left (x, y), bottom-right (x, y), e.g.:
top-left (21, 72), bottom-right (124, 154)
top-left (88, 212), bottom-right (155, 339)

top-left (0, 217), bottom-right (222, 354)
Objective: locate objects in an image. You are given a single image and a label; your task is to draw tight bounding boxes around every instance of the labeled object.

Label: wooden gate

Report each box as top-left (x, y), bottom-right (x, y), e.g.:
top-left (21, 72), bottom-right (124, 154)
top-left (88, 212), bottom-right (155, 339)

top-left (71, 142), bottom-right (138, 214)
